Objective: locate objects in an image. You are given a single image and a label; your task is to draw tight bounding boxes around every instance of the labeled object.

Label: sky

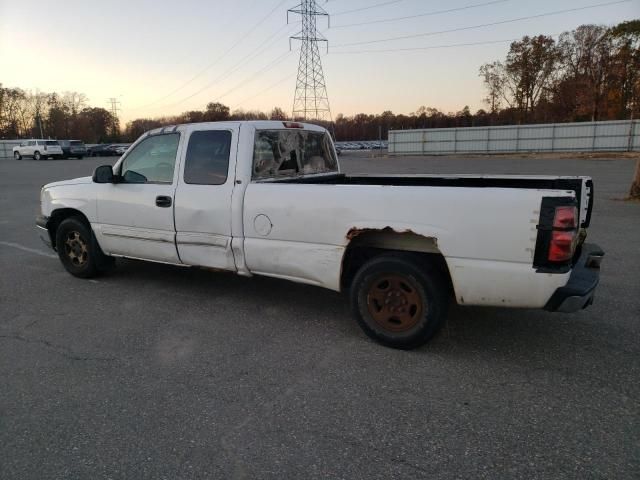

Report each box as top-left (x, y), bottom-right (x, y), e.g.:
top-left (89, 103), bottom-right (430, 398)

top-left (1, 0), bottom-right (638, 123)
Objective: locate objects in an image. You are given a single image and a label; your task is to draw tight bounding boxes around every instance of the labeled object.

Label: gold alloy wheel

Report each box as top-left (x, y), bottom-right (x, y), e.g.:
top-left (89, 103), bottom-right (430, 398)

top-left (64, 231), bottom-right (89, 267)
top-left (366, 273), bottom-right (425, 333)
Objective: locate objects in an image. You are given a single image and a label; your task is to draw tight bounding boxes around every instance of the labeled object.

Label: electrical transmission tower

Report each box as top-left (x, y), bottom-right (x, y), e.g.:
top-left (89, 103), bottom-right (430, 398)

top-left (107, 97), bottom-right (121, 137)
top-left (288, 1), bottom-right (332, 122)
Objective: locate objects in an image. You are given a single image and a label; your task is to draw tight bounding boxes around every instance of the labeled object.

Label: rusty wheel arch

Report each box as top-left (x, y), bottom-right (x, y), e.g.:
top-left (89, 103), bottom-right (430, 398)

top-left (340, 227), bottom-right (452, 295)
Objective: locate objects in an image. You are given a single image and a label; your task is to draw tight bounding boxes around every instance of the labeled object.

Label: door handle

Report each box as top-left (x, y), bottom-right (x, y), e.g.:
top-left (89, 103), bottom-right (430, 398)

top-left (156, 195), bottom-right (172, 208)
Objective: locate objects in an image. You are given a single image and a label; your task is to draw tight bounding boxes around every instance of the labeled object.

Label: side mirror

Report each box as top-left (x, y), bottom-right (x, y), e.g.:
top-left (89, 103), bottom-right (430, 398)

top-left (93, 165), bottom-right (114, 183)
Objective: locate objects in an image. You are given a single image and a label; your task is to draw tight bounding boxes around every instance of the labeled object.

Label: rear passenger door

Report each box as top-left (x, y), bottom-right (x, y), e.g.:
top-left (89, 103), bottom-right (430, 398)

top-left (174, 126), bottom-right (237, 270)
top-left (26, 141), bottom-right (36, 156)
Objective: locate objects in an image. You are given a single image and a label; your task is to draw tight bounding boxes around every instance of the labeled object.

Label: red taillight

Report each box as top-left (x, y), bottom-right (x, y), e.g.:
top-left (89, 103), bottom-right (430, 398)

top-left (553, 206), bottom-right (577, 229)
top-left (548, 206), bottom-right (578, 262)
top-left (282, 121), bottom-right (303, 129)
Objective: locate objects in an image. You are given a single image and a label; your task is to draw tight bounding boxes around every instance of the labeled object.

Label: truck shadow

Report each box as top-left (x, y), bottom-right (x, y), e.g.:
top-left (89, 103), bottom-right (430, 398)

top-left (106, 259), bottom-right (618, 365)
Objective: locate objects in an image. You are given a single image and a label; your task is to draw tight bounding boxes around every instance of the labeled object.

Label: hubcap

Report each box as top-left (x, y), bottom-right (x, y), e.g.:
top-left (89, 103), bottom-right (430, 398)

top-left (64, 231), bottom-right (88, 267)
top-left (366, 274), bottom-right (424, 332)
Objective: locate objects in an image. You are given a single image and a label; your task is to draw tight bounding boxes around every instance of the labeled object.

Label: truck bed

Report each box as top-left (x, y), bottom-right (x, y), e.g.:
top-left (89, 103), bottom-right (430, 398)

top-left (269, 173), bottom-right (594, 227)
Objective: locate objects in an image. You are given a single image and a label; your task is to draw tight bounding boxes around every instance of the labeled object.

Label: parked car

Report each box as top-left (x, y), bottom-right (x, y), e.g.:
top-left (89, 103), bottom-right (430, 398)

top-left (13, 139), bottom-right (64, 160)
top-left (58, 140), bottom-right (87, 159)
top-left (87, 144), bottom-right (114, 157)
top-left (36, 121), bottom-right (603, 349)
top-left (106, 144), bottom-right (130, 156)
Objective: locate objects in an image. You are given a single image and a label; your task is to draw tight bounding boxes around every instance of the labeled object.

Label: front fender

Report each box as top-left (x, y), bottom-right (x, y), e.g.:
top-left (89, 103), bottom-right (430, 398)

top-left (41, 184), bottom-right (97, 222)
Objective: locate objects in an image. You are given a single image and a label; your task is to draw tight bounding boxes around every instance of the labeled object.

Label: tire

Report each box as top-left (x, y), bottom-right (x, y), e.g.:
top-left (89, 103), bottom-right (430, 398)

top-left (77, 156), bottom-right (84, 160)
top-left (14, 151), bottom-right (21, 160)
top-left (33, 151), bottom-right (41, 161)
top-left (350, 253), bottom-right (449, 350)
top-left (55, 217), bottom-right (115, 278)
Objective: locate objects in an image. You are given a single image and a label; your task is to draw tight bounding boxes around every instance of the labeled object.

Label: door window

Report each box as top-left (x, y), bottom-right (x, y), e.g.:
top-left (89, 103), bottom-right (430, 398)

top-left (120, 133), bottom-right (180, 184)
top-left (183, 130), bottom-right (231, 185)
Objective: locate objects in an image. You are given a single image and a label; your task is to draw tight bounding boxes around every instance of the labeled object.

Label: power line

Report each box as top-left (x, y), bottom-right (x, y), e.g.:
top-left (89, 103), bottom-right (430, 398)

top-left (234, 72), bottom-right (296, 108)
top-left (330, 0), bottom-right (508, 29)
top-left (130, 0), bottom-right (288, 110)
top-left (158, 25), bottom-right (298, 110)
top-left (330, 36), bottom-right (561, 55)
top-left (332, 0), bottom-right (631, 48)
top-left (213, 50), bottom-right (297, 102)
top-left (331, 0), bottom-right (408, 16)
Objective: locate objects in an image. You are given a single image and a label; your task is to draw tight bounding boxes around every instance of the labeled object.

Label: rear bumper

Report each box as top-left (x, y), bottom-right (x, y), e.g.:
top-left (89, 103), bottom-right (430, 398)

top-left (544, 243), bottom-right (604, 312)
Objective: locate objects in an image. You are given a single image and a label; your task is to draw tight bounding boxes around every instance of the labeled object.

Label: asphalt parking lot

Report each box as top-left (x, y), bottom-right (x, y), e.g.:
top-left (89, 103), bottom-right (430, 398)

top-left (1, 153), bottom-right (638, 479)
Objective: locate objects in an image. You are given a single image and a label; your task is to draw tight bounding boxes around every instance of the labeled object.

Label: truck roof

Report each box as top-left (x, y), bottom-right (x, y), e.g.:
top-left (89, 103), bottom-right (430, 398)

top-left (146, 120), bottom-right (328, 136)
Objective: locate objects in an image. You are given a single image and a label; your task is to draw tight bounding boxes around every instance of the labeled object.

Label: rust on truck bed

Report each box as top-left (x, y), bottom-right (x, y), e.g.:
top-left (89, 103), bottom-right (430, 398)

top-left (346, 227), bottom-right (439, 254)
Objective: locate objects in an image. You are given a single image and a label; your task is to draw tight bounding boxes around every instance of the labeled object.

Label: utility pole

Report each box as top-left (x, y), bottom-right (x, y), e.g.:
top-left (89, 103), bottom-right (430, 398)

top-left (288, 0), bottom-right (332, 122)
top-left (107, 97), bottom-right (121, 139)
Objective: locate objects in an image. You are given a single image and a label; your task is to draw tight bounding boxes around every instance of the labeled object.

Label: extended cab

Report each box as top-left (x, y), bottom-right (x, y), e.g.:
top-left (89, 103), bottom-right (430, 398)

top-left (36, 121), bottom-right (604, 349)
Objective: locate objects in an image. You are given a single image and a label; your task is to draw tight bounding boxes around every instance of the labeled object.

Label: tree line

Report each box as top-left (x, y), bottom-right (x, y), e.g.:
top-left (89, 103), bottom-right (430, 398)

top-left (0, 88), bottom-right (120, 143)
top-left (1, 20), bottom-right (637, 144)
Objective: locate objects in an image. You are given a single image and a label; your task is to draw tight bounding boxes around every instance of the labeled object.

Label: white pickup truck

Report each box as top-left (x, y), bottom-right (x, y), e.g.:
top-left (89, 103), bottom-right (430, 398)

top-left (37, 121), bottom-right (604, 349)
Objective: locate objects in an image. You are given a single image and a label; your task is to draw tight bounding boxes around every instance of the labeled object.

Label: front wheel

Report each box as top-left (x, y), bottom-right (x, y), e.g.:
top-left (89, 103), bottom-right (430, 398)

top-left (350, 254), bottom-right (449, 349)
top-left (55, 217), bottom-right (114, 278)
top-left (33, 151), bottom-right (41, 160)
top-left (14, 151), bottom-right (21, 160)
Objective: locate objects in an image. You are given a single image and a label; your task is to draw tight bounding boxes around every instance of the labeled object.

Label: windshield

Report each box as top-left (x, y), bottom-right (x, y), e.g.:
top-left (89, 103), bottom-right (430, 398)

top-left (252, 130), bottom-right (338, 180)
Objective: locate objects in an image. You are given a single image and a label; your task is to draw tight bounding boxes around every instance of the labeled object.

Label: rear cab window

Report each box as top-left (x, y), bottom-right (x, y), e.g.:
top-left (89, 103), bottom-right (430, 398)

top-left (252, 129), bottom-right (337, 180)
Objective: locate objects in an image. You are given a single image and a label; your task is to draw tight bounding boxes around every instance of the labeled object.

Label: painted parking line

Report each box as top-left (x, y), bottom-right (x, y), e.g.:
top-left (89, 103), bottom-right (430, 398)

top-left (0, 241), bottom-right (57, 259)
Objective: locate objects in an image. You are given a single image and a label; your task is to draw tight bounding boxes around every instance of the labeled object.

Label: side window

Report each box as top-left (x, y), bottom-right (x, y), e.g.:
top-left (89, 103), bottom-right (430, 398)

top-left (120, 133), bottom-right (180, 184)
top-left (184, 130), bottom-right (231, 185)
top-left (28, 141), bottom-right (35, 146)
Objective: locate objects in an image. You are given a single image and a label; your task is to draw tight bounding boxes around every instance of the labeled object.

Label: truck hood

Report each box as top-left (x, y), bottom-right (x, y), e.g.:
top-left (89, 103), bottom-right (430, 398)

top-left (44, 176), bottom-right (93, 189)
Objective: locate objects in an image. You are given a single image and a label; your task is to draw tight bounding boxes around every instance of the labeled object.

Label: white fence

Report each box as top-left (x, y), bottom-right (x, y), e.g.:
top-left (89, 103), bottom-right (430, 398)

top-left (0, 140), bottom-right (21, 159)
top-left (388, 120), bottom-right (640, 155)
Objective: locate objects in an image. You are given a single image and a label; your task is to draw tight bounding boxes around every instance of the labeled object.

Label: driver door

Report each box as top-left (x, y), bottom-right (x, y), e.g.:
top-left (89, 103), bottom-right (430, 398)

top-left (94, 132), bottom-right (182, 263)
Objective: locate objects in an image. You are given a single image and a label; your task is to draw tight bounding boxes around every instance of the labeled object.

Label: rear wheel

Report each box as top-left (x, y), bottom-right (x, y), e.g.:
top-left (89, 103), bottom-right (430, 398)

top-left (14, 151), bottom-right (21, 160)
top-left (350, 253), bottom-right (449, 349)
top-left (33, 151), bottom-right (41, 160)
top-left (55, 217), bottom-right (114, 278)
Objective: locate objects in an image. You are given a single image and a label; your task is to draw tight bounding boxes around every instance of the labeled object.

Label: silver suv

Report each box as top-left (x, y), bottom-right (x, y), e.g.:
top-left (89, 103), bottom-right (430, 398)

top-left (13, 140), bottom-right (64, 160)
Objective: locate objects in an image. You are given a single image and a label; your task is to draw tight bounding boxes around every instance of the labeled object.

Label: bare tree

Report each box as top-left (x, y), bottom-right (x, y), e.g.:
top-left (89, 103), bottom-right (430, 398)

top-left (479, 62), bottom-right (506, 114)
top-left (504, 35), bottom-right (560, 122)
top-left (559, 25), bottom-right (615, 121)
top-left (269, 107), bottom-right (287, 120)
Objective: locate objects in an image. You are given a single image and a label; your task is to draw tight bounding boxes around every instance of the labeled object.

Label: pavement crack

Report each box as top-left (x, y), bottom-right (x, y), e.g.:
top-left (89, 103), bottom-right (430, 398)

top-left (0, 334), bottom-right (118, 362)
